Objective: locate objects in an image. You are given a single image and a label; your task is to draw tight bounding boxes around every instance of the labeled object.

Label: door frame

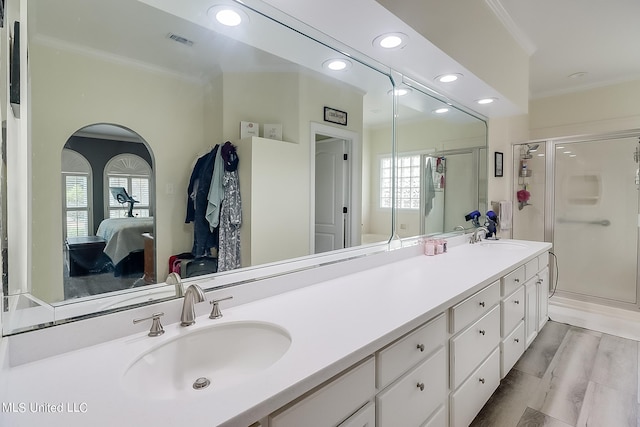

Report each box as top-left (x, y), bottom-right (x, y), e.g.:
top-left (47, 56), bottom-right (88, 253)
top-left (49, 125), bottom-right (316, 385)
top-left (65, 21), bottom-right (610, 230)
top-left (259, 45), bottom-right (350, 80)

top-left (309, 122), bottom-right (361, 254)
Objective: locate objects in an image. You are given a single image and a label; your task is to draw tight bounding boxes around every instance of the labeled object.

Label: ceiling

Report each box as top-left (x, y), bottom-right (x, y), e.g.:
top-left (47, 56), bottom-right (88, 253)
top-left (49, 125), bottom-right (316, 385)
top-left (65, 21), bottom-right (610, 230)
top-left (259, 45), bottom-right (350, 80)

top-left (262, 0), bottom-right (640, 116)
top-left (496, 0), bottom-right (640, 99)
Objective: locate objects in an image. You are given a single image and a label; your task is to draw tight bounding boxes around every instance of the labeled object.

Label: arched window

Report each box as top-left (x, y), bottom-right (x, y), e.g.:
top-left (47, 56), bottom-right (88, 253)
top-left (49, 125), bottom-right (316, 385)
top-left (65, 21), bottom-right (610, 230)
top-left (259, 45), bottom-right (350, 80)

top-left (104, 154), bottom-right (152, 218)
top-left (61, 149), bottom-right (92, 238)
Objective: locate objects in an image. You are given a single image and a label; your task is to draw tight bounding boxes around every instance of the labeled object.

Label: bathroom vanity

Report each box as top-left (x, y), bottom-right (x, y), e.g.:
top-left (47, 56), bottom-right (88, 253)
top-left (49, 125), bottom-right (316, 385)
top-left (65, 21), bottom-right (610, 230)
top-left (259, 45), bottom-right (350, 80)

top-left (0, 238), bottom-right (550, 427)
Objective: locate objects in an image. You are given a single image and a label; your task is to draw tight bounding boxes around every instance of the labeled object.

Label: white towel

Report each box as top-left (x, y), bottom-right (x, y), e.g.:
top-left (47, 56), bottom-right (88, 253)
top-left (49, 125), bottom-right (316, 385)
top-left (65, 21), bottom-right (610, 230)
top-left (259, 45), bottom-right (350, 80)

top-left (499, 200), bottom-right (512, 230)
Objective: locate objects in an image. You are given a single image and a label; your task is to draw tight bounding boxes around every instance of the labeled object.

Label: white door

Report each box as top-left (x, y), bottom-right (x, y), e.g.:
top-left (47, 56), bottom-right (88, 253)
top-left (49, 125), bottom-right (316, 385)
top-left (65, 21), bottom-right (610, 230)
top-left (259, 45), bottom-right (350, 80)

top-left (315, 137), bottom-right (349, 254)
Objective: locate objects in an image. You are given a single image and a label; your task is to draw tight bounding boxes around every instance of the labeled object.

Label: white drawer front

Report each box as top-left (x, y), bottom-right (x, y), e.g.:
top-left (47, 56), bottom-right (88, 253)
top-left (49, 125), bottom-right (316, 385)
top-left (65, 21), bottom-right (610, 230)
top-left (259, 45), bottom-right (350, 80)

top-left (421, 404), bottom-right (446, 427)
top-left (501, 286), bottom-right (525, 336)
top-left (338, 401), bottom-right (375, 427)
top-left (450, 280), bottom-right (500, 334)
top-left (270, 357), bottom-right (375, 427)
top-left (501, 321), bottom-right (525, 378)
top-left (450, 347), bottom-right (500, 427)
top-left (377, 314), bottom-right (446, 389)
top-left (377, 347), bottom-right (446, 427)
top-left (450, 305), bottom-right (500, 389)
top-left (501, 265), bottom-right (525, 296)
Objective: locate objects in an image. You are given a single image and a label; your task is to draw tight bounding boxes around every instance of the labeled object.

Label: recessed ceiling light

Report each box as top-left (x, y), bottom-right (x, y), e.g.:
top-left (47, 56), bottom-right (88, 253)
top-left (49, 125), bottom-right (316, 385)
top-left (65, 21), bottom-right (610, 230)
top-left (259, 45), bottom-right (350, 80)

top-left (569, 154), bottom-right (577, 158)
top-left (537, 154), bottom-right (545, 157)
top-left (476, 98), bottom-right (497, 105)
top-left (563, 151), bottom-right (572, 154)
top-left (435, 73), bottom-right (462, 83)
top-left (556, 146), bottom-right (565, 150)
top-left (434, 108), bottom-right (449, 114)
top-left (323, 59), bottom-right (352, 71)
top-left (568, 72), bottom-right (588, 79)
top-left (387, 88), bottom-right (412, 96)
top-left (373, 33), bottom-right (408, 50)
top-left (208, 5), bottom-right (249, 27)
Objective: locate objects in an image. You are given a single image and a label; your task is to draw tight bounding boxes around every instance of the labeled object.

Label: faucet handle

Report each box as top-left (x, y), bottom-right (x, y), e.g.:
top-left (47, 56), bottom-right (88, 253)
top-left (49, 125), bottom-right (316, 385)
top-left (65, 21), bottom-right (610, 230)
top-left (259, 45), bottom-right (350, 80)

top-left (209, 296), bottom-right (233, 319)
top-left (133, 312), bottom-right (165, 337)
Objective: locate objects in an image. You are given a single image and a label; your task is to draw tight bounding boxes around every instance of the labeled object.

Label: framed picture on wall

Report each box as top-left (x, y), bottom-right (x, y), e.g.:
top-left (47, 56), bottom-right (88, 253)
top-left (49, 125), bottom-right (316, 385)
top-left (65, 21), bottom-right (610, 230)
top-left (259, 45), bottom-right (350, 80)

top-left (494, 152), bottom-right (504, 177)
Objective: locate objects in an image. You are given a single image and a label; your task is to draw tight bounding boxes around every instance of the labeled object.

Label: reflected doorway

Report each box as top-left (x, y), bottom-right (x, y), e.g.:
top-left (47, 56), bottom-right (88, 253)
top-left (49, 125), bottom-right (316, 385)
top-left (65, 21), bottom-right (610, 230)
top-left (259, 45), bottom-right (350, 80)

top-left (311, 123), bottom-right (361, 254)
top-left (315, 135), bottom-right (350, 253)
top-left (61, 124), bottom-right (155, 301)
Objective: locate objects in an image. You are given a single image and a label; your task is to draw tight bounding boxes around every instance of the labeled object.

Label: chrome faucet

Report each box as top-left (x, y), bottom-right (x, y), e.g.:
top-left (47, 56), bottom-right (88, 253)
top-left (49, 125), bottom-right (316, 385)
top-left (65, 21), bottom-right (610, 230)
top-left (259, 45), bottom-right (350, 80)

top-left (166, 272), bottom-right (184, 297)
top-left (180, 284), bottom-right (206, 326)
top-left (470, 226), bottom-right (489, 244)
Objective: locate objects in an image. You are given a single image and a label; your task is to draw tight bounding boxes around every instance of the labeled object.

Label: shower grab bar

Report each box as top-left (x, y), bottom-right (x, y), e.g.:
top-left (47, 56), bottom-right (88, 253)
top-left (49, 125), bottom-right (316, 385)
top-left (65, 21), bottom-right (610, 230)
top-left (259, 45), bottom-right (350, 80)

top-left (557, 218), bottom-right (610, 226)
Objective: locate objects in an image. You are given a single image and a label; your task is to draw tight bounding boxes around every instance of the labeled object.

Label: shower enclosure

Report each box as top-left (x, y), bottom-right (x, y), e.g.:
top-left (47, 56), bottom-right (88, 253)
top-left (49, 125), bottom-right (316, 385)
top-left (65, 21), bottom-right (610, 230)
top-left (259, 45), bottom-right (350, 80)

top-left (422, 148), bottom-right (487, 235)
top-left (513, 132), bottom-right (640, 310)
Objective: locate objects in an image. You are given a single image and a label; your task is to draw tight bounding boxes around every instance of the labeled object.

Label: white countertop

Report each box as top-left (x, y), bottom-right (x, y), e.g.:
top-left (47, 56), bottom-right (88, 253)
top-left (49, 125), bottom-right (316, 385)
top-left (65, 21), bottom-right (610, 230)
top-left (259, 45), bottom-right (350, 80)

top-left (0, 239), bottom-right (550, 427)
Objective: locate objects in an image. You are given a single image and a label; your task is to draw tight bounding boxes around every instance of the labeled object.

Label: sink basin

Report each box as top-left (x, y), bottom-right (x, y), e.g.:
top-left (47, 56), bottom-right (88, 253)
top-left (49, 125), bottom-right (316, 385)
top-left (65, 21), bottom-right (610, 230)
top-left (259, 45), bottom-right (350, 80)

top-left (122, 321), bottom-right (291, 399)
top-left (479, 240), bottom-right (527, 249)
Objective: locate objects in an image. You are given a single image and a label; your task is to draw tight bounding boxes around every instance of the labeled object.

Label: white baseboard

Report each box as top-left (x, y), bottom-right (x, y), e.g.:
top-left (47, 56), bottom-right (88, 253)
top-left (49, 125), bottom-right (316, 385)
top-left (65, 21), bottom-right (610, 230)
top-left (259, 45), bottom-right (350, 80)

top-left (549, 295), bottom-right (640, 341)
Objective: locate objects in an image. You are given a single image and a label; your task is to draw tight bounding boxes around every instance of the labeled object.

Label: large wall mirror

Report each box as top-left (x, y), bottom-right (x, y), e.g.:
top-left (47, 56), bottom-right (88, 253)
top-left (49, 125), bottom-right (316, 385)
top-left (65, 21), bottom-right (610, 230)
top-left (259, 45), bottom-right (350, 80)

top-left (393, 79), bottom-right (488, 236)
top-left (1, 0), bottom-right (487, 334)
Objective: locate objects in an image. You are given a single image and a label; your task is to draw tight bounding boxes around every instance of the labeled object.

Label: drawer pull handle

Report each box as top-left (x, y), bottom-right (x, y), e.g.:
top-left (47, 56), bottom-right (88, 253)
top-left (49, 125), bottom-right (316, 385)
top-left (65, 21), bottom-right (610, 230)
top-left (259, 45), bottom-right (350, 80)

top-left (514, 300), bottom-right (520, 304)
top-left (417, 382), bottom-right (425, 391)
top-left (417, 344), bottom-right (425, 352)
top-left (514, 338), bottom-right (520, 343)
top-left (479, 378), bottom-right (486, 384)
top-left (479, 329), bottom-right (486, 336)
top-left (536, 279), bottom-right (543, 285)
top-left (479, 301), bottom-right (485, 307)
top-left (514, 278), bottom-right (520, 283)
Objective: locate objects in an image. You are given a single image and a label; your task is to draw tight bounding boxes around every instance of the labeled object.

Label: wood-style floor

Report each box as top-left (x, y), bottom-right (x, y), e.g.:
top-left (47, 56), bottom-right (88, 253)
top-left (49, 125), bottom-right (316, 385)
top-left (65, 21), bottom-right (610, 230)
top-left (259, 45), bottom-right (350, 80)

top-left (471, 321), bottom-right (640, 427)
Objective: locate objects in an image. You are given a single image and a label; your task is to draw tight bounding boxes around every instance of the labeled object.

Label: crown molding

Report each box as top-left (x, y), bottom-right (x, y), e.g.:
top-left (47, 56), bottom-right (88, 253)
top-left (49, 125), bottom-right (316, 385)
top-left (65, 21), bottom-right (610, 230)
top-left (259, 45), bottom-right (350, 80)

top-left (485, 0), bottom-right (537, 56)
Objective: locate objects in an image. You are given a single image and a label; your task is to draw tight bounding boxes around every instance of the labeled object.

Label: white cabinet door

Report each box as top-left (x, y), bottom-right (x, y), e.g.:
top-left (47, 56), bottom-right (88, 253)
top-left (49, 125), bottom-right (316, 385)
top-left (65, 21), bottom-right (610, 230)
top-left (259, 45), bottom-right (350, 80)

top-left (524, 280), bottom-right (538, 347)
top-left (450, 347), bottom-right (500, 427)
top-left (537, 267), bottom-right (549, 331)
top-left (338, 401), bottom-right (375, 427)
top-left (377, 347), bottom-right (447, 427)
top-left (450, 305), bottom-right (501, 389)
top-left (501, 286), bottom-right (525, 336)
top-left (270, 358), bottom-right (375, 427)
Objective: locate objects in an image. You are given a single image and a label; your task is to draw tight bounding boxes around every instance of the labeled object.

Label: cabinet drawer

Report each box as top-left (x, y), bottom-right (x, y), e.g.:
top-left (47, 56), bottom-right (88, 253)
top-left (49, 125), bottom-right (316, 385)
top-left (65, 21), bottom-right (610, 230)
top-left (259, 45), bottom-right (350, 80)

top-left (338, 401), bottom-right (375, 427)
top-left (376, 314), bottom-right (446, 389)
top-left (377, 347), bottom-right (447, 427)
top-left (421, 404), bottom-right (446, 427)
top-left (270, 357), bottom-right (375, 427)
top-left (450, 305), bottom-right (500, 389)
top-left (501, 265), bottom-right (525, 296)
top-left (501, 286), bottom-right (525, 336)
top-left (538, 252), bottom-right (549, 269)
top-left (524, 258), bottom-right (538, 281)
top-left (450, 347), bottom-right (500, 427)
top-left (501, 321), bottom-right (525, 378)
top-left (450, 281), bottom-right (500, 334)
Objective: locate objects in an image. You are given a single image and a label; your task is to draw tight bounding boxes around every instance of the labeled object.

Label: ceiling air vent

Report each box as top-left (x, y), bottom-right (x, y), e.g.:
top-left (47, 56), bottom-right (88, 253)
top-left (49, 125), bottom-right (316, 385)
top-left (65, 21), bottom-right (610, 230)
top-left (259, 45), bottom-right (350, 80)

top-left (167, 33), bottom-right (194, 47)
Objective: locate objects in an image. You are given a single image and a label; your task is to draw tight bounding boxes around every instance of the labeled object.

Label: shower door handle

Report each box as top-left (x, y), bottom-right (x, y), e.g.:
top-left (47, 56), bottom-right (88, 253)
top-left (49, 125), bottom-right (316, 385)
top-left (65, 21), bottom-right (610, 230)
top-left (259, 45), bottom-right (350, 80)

top-left (557, 218), bottom-right (610, 226)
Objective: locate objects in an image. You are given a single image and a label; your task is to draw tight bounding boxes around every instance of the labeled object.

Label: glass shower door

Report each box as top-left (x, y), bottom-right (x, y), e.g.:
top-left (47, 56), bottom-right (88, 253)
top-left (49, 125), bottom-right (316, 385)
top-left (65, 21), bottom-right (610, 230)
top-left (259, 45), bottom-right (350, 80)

top-left (553, 137), bottom-right (639, 306)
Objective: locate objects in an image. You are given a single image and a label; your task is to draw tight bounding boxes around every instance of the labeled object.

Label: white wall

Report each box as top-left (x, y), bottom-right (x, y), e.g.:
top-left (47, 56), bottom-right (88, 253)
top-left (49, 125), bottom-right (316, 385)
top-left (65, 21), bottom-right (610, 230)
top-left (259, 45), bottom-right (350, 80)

top-left (487, 114), bottom-right (529, 238)
top-left (530, 80), bottom-right (640, 139)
